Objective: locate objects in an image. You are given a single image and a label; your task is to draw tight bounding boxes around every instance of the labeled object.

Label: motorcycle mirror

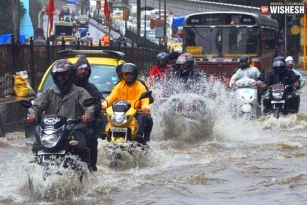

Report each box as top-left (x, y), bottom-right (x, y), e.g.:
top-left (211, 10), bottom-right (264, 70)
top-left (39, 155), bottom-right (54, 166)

top-left (138, 91), bottom-right (152, 100)
top-left (20, 100), bottom-right (33, 108)
top-left (83, 97), bottom-right (96, 107)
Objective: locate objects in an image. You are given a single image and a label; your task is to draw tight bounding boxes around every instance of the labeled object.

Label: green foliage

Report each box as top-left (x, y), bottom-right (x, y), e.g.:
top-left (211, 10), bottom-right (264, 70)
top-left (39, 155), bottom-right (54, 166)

top-left (0, 0), bottom-right (26, 35)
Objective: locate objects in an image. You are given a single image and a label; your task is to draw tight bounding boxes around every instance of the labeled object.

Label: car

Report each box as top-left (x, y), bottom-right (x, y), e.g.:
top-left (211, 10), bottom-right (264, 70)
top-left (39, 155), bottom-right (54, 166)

top-left (61, 6), bottom-right (70, 15)
top-left (54, 36), bottom-right (77, 45)
top-left (37, 50), bottom-right (125, 99)
top-left (75, 15), bottom-right (89, 27)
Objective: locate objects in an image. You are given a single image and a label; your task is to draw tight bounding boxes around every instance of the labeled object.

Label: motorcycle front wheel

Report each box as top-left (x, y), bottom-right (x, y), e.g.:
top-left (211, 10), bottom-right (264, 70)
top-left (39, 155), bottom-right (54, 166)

top-left (274, 109), bottom-right (280, 119)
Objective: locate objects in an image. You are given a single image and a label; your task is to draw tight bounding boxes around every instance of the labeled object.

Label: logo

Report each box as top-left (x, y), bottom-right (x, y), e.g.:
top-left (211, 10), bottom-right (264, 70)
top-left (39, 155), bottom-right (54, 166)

top-left (115, 100), bottom-right (127, 106)
top-left (261, 6), bottom-right (269, 14)
top-left (43, 117), bottom-right (61, 125)
top-left (261, 2), bottom-right (305, 14)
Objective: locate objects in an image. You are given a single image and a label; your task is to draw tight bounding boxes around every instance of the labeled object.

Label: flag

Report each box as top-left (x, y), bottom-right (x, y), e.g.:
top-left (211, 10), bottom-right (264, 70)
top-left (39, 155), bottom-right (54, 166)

top-left (104, 0), bottom-right (110, 23)
top-left (48, 0), bottom-right (55, 36)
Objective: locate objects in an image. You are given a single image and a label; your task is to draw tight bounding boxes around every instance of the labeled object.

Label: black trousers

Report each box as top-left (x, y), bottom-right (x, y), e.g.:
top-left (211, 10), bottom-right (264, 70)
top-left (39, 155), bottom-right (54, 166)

top-left (136, 114), bottom-right (153, 142)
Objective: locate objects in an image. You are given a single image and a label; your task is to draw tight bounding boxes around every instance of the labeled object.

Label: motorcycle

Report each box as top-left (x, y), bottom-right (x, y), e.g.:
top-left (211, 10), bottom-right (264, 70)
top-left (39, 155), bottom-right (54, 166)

top-left (104, 91), bottom-right (152, 169)
top-left (234, 78), bottom-right (261, 119)
top-left (266, 83), bottom-right (296, 119)
top-left (20, 97), bottom-right (96, 182)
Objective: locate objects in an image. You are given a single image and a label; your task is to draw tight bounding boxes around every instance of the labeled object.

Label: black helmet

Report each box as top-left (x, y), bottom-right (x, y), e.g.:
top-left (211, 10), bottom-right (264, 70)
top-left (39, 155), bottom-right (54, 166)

top-left (168, 51), bottom-right (180, 61)
top-left (238, 55), bottom-right (251, 69)
top-left (51, 59), bottom-right (75, 94)
top-left (274, 56), bottom-right (285, 63)
top-left (272, 60), bottom-right (286, 74)
top-left (157, 52), bottom-right (169, 68)
top-left (74, 55), bottom-right (91, 86)
top-left (176, 53), bottom-right (194, 68)
top-left (121, 63), bottom-right (138, 85)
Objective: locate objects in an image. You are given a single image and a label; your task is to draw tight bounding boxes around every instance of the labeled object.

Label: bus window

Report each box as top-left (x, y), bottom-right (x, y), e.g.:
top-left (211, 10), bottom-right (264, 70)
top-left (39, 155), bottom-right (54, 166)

top-left (222, 27), bottom-right (259, 56)
top-left (185, 27), bottom-right (220, 56)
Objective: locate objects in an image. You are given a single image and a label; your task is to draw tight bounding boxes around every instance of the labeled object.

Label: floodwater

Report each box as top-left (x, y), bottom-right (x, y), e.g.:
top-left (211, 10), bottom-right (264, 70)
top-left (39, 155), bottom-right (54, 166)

top-left (1, 78), bottom-right (307, 205)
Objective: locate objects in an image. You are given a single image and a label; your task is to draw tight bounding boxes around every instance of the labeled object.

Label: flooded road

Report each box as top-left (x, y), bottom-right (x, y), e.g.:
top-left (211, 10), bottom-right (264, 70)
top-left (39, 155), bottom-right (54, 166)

top-left (1, 78), bottom-right (307, 205)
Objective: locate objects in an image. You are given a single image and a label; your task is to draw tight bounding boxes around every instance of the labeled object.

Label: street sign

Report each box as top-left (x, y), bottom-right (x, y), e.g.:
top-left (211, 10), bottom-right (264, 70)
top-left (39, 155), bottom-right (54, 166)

top-left (123, 7), bottom-right (130, 21)
top-left (291, 25), bottom-right (300, 35)
top-left (36, 28), bottom-right (44, 36)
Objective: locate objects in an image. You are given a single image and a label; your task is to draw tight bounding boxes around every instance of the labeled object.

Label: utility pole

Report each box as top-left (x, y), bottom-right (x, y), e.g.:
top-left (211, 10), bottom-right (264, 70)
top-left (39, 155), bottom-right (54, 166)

top-left (284, 0), bottom-right (287, 56)
top-left (137, 0), bottom-right (141, 36)
top-left (12, 0), bottom-right (20, 43)
top-left (163, 0), bottom-right (167, 47)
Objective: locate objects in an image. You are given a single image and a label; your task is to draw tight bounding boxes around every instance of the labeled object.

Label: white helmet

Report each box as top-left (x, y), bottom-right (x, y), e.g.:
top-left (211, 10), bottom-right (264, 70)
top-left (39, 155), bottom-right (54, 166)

top-left (285, 56), bottom-right (294, 65)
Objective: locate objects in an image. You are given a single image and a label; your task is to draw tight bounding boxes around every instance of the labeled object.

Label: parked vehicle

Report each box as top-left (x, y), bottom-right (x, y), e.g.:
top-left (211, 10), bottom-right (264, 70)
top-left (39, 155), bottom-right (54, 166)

top-left (37, 50), bottom-right (125, 99)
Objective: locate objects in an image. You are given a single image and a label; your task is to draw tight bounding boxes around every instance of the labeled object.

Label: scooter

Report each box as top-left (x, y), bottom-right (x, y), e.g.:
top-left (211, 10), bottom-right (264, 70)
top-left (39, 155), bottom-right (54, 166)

top-left (104, 91), bottom-right (152, 169)
top-left (234, 78), bottom-right (261, 119)
top-left (20, 97), bottom-right (96, 182)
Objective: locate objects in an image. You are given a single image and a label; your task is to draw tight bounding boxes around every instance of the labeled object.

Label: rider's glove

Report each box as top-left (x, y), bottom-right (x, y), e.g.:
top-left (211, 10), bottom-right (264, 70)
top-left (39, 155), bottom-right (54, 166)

top-left (141, 105), bottom-right (150, 116)
top-left (27, 114), bottom-right (36, 122)
top-left (101, 100), bottom-right (108, 110)
top-left (82, 114), bottom-right (91, 122)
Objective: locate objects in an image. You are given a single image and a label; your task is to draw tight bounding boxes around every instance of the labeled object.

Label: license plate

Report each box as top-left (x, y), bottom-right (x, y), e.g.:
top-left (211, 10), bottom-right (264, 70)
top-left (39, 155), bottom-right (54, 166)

top-left (110, 127), bottom-right (128, 132)
top-left (37, 150), bottom-right (66, 155)
top-left (271, 100), bottom-right (285, 104)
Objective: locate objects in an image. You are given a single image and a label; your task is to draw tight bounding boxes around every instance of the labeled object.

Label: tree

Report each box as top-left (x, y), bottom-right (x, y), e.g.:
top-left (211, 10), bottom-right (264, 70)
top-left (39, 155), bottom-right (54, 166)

top-left (0, 0), bottom-right (26, 35)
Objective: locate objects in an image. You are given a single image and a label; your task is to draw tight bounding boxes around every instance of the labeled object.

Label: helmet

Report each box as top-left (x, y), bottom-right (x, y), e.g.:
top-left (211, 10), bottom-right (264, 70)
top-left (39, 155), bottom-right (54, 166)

top-left (121, 63), bottom-right (138, 85)
top-left (272, 60), bottom-right (286, 74)
top-left (274, 56), bottom-right (285, 63)
top-left (285, 56), bottom-right (294, 66)
top-left (238, 55), bottom-right (251, 69)
top-left (156, 52), bottom-right (169, 68)
top-left (51, 59), bottom-right (75, 94)
top-left (176, 53), bottom-right (194, 68)
top-left (168, 52), bottom-right (180, 61)
top-left (74, 55), bottom-right (91, 86)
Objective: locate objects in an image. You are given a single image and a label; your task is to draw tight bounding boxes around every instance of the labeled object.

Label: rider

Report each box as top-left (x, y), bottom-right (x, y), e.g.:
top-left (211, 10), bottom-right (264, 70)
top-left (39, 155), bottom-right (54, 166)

top-left (117, 33), bottom-right (126, 47)
top-left (285, 56), bottom-right (306, 90)
top-left (168, 51), bottom-right (181, 74)
top-left (27, 59), bottom-right (94, 169)
top-left (175, 53), bottom-right (202, 83)
top-left (74, 55), bottom-right (103, 171)
top-left (262, 59), bottom-right (300, 114)
top-left (101, 63), bottom-right (152, 145)
top-left (229, 55), bottom-right (261, 88)
top-left (148, 52), bottom-right (171, 82)
top-left (229, 55), bottom-right (262, 105)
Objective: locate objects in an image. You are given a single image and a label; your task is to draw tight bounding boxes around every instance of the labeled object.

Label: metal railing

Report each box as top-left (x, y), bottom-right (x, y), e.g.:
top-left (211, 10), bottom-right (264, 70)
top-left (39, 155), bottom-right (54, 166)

top-left (0, 36), bottom-right (166, 97)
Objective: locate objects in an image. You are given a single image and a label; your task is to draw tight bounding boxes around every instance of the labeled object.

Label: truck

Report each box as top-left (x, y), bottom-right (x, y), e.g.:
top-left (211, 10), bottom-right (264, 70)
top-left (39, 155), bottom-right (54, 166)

top-left (53, 21), bottom-right (77, 45)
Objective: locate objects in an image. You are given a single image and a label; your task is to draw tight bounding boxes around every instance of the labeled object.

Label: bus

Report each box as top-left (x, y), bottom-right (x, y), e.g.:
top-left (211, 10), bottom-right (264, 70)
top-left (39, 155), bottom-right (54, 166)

top-left (182, 11), bottom-right (279, 81)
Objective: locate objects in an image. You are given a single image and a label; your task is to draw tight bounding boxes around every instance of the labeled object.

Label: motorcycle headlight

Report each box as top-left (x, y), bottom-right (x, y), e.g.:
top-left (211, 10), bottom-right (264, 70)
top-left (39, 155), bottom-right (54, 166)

top-left (272, 92), bottom-right (283, 100)
top-left (39, 127), bottom-right (63, 148)
top-left (110, 112), bottom-right (129, 126)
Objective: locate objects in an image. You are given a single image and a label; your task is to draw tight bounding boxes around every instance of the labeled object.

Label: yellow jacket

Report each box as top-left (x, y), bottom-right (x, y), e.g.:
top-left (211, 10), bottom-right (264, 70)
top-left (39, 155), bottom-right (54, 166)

top-left (105, 80), bottom-right (150, 109)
